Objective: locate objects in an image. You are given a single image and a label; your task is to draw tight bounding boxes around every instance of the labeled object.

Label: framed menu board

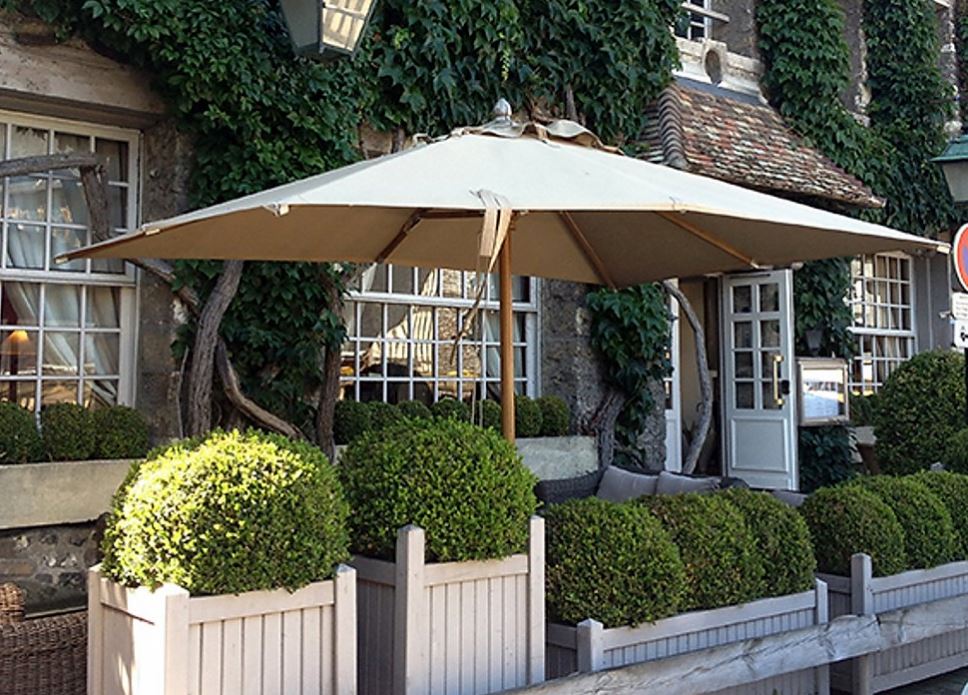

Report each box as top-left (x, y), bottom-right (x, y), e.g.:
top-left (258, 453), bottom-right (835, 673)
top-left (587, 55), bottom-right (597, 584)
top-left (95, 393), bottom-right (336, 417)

top-left (797, 358), bottom-right (850, 426)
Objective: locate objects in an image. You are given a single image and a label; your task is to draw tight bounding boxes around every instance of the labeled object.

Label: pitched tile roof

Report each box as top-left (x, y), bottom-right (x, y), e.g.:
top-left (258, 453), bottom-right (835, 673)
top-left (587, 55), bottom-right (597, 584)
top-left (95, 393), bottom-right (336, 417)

top-left (641, 81), bottom-right (884, 209)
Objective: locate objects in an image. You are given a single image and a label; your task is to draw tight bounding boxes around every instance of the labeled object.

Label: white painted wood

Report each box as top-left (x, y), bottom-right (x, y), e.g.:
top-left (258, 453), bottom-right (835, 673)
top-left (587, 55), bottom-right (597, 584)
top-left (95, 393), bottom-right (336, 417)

top-left (87, 566), bottom-right (356, 695)
top-left (394, 525), bottom-right (428, 695)
top-left (576, 620), bottom-right (603, 673)
top-left (527, 516), bottom-right (546, 684)
top-left (424, 555), bottom-right (528, 585)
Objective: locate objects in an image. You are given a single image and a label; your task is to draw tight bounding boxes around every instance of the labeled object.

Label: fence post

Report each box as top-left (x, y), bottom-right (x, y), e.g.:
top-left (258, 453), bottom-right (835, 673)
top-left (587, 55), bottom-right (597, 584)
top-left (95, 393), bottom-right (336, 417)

top-left (577, 619), bottom-right (604, 673)
top-left (334, 565), bottom-right (358, 695)
top-left (850, 553), bottom-right (875, 695)
top-left (87, 566), bottom-right (104, 695)
top-left (814, 578), bottom-right (831, 695)
top-left (394, 525), bottom-right (427, 695)
top-left (159, 583), bottom-right (191, 695)
top-left (527, 515), bottom-right (546, 684)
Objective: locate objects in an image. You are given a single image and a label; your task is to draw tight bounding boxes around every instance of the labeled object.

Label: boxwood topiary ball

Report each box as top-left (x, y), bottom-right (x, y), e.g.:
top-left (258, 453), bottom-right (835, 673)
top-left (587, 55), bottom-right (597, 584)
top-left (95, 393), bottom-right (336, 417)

top-left (397, 400), bottom-right (432, 420)
top-left (472, 400), bottom-right (502, 431)
top-left (912, 470), bottom-right (968, 559)
top-left (545, 497), bottom-right (685, 628)
top-left (941, 429), bottom-right (968, 475)
top-left (430, 397), bottom-right (470, 422)
top-left (721, 488), bottom-right (816, 597)
top-left (851, 476), bottom-right (959, 570)
top-left (799, 485), bottom-right (907, 577)
top-left (100, 429), bottom-right (350, 595)
top-left (333, 399), bottom-right (371, 445)
top-left (41, 403), bottom-right (95, 461)
top-left (0, 403), bottom-right (41, 464)
top-left (874, 350), bottom-right (965, 474)
top-left (340, 417), bottom-right (538, 562)
top-left (515, 395), bottom-right (543, 438)
top-left (92, 405), bottom-right (150, 459)
top-left (640, 494), bottom-right (766, 611)
top-left (536, 396), bottom-right (570, 437)
top-left (368, 401), bottom-right (404, 432)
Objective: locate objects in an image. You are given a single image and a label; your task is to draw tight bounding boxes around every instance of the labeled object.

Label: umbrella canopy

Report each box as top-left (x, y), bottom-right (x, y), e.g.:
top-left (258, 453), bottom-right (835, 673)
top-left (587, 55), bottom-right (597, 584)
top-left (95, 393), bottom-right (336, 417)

top-left (62, 108), bottom-right (947, 441)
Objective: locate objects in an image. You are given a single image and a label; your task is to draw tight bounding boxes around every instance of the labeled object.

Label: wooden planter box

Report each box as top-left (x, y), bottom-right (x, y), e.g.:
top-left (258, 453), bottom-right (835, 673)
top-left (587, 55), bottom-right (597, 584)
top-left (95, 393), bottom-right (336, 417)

top-left (352, 517), bottom-right (545, 695)
top-left (87, 564), bottom-right (357, 695)
top-left (820, 554), bottom-right (968, 694)
top-left (546, 579), bottom-right (830, 695)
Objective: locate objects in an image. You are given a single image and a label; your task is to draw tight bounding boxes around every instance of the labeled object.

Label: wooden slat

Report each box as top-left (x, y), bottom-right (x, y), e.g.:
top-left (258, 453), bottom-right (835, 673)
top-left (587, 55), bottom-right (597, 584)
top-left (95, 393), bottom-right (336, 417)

top-left (447, 581), bottom-right (462, 693)
top-left (199, 622), bottom-right (222, 695)
top-left (221, 619), bottom-right (243, 695)
top-left (351, 555), bottom-right (397, 586)
top-left (333, 565), bottom-right (356, 695)
top-left (302, 609), bottom-right (321, 695)
top-left (189, 581), bottom-right (334, 624)
top-left (98, 575), bottom-right (167, 622)
top-left (474, 578), bottom-right (490, 694)
top-left (424, 554), bottom-right (528, 586)
top-left (461, 579), bottom-right (476, 693)
top-left (546, 623), bottom-right (577, 650)
top-left (282, 610), bottom-right (302, 694)
top-left (87, 566), bottom-right (105, 695)
top-left (395, 525), bottom-right (428, 695)
top-left (527, 516), bottom-right (546, 684)
top-left (162, 586), bottom-right (191, 695)
top-left (869, 560), bottom-right (968, 594)
top-left (263, 612), bottom-right (283, 695)
top-left (242, 616), bottom-right (263, 695)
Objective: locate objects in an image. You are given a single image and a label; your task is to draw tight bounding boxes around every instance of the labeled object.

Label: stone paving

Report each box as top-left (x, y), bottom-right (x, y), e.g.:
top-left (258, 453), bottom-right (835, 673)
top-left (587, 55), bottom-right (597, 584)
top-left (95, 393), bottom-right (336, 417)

top-left (884, 667), bottom-right (968, 695)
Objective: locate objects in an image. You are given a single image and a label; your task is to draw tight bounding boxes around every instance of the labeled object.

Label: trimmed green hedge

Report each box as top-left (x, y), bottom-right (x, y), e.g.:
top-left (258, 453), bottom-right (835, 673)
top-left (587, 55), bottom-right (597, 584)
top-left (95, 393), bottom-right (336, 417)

top-left (41, 403), bottom-right (95, 462)
top-left (93, 406), bottom-right (150, 459)
top-left (721, 489), bottom-right (816, 597)
top-left (536, 396), bottom-right (570, 437)
top-left (397, 400), bottom-right (432, 420)
top-left (368, 401), bottom-right (404, 432)
top-left (800, 485), bottom-right (907, 577)
top-left (472, 400), bottom-right (502, 431)
top-left (852, 476), bottom-right (959, 569)
top-left (545, 498), bottom-right (685, 628)
top-left (874, 350), bottom-right (965, 474)
top-left (515, 395), bottom-right (543, 438)
top-left (333, 400), bottom-right (370, 445)
top-left (340, 418), bottom-right (537, 562)
top-left (101, 430), bottom-right (350, 595)
top-left (942, 428), bottom-right (968, 475)
top-left (0, 403), bottom-right (42, 464)
top-left (430, 397), bottom-right (470, 422)
top-left (640, 494), bottom-right (765, 611)
top-left (912, 471), bottom-right (968, 559)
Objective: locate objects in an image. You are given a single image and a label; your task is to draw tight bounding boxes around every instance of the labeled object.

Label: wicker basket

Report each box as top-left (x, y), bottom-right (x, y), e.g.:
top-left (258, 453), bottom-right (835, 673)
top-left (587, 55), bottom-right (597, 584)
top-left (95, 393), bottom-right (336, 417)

top-left (0, 583), bottom-right (86, 695)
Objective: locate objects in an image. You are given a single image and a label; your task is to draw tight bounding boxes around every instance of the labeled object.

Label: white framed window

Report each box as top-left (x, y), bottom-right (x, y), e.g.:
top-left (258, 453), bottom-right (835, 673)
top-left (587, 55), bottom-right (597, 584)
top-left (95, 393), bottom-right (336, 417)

top-left (849, 252), bottom-right (916, 394)
top-left (675, 1), bottom-right (713, 41)
top-left (0, 111), bottom-right (140, 412)
top-left (341, 264), bottom-right (539, 404)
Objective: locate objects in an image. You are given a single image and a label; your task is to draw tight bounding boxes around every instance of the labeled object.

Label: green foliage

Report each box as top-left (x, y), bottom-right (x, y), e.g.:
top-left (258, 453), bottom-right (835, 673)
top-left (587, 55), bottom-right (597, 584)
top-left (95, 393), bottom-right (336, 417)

top-left (41, 403), bottom-right (95, 462)
top-left (798, 426), bottom-right (857, 493)
top-left (430, 397), bottom-right (470, 422)
top-left (851, 476), bottom-right (959, 569)
top-left (514, 395), bottom-right (543, 438)
top-left (367, 400), bottom-right (403, 432)
top-left (794, 259), bottom-right (855, 360)
top-left (333, 400), bottom-right (371, 445)
top-left (92, 406), bottom-right (150, 460)
top-left (640, 494), bottom-right (765, 611)
top-left (874, 350), bottom-right (965, 474)
top-left (912, 471), bottom-right (968, 559)
top-left (721, 489), bottom-right (816, 597)
top-left (340, 418), bottom-right (537, 562)
top-left (396, 400), bottom-right (432, 420)
top-left (588, 284), bottom-right (672, 452)
top-left (544, 498), bottom-right (685, 628)
top-left (942, 428), bottom-right (968, 475)
top-left (0, 403), bottom-right (42, 464)
top-left (472, 399), bottom-right (502, 431)
top-left (799, 485), bottom-right (907, 576)
top-left (100, 430), bottom-right (350, 594)
top-left (536, 396), bottom-right (570, 437)
top-left (850, 392), bottom-right (880, 427)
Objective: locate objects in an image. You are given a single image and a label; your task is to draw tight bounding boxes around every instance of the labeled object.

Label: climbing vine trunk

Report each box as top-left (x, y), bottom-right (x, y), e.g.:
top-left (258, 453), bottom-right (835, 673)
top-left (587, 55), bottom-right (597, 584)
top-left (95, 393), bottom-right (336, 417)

top-left (316, 274), bottom-right (344, 460)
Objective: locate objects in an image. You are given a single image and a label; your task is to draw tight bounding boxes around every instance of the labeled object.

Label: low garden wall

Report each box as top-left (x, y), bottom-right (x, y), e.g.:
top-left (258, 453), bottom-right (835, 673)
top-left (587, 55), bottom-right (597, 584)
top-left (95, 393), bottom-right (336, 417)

top-left (821, 553), bottom-right (968, 694)
top-left (353, 517), bottom-right (545, 695)
top-left (87, 564), bottom-right (357, 695)
top-left (546, 579), bottom-right (829, 695)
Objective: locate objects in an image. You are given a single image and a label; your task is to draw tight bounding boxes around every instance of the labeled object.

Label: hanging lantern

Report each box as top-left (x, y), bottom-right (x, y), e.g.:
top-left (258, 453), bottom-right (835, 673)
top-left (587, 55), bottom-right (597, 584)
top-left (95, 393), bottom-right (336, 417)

top-left (279, 0), bottom-right (376, 59)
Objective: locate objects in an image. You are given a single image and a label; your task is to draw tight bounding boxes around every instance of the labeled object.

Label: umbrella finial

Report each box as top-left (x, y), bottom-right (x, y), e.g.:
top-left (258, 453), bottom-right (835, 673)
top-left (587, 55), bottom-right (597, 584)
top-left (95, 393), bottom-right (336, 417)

top-left (492, 98), bottom-right (513, 124)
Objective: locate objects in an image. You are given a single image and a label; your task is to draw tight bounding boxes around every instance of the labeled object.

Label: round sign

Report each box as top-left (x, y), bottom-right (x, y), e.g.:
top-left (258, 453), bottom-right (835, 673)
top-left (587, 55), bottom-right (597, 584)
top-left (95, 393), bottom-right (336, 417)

top-left (955, 224), bottom-right (968, 292)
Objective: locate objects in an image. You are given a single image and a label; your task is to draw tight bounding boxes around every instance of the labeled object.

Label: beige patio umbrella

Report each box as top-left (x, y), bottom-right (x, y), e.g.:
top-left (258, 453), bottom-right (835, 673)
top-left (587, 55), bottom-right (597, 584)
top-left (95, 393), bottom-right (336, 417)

top-left (62, 104), bottom-right (946, 440)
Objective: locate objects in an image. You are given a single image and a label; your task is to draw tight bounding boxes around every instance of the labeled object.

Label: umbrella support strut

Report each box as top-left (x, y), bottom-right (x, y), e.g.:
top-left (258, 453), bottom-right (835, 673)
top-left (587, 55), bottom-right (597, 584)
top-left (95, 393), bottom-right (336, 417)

top-left (500, 225), bottom-right (516, 442)
top-left (656, 211), bottom-right (760, 269)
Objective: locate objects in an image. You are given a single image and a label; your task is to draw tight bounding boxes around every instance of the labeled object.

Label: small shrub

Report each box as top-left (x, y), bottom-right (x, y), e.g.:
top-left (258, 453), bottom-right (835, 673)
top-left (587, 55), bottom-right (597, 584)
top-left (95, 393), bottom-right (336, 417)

top-left (545, 498), bottom-right (685, 628)
top-left (874, 350), bottom-right (965, 474)
top-left (368, 401), bottom-right (403, 432)
top-left (430, 397), bottom-right (469, 422)
top-left (515, 395), bottom-right (543, 438)
top-left (340, 418), bottom-right (537, 562)
top-left (912, 471), bottom-right (968, 559)
top-left (101, 429), bottom-right (349, 595)
top-left (721, 488), bottom-right (816, 597)
top-left (0, 403), bottom-right (41, 463)
top-left (849, 393), bottom-right (880, 427)
top-left (799, 486), bottom-right (906, 577)
top-left (640, 494), bottom-right (765, 611)
top-left (333, 399), bottom-right (371, 445)
top-left (92, 406), bottom-right (150, 459)
top-left (798, 426), bottom-right (857, 493)
top-left (472, 400), bottom-right (502, 431)
top-left (397, 400), bottom-right (432, 420)
top-left (852, 476), bottom-right (959, 569)
top-left (537, 396), bottom-right (570, 437)
top-left (41, 403), bottom-right (95, 461)
top-left (941, 428), bottom-right (968, 475)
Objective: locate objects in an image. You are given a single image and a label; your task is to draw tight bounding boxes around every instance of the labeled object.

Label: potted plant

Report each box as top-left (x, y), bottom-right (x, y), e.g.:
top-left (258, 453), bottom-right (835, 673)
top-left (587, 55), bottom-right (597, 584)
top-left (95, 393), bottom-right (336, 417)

top-left (340, 417), bottom-right (543, 695)
top-left (87, 429), bottom-right (356, 695)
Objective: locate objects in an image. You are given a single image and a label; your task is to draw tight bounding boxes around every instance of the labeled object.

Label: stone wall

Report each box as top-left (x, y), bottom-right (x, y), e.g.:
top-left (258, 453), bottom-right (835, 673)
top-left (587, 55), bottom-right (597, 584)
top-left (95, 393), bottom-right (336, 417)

top-left (0, 521), bottom-right (101, 613)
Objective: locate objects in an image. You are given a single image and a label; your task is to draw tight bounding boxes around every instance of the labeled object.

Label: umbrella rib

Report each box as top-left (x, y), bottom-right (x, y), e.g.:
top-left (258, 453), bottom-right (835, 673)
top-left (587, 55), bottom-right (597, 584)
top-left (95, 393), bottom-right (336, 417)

top-left (558, 212), bottom-right (616, 288)
top-left (374, 209), bottom-right (427, 264)
top-left (656, 211), bottom-right (759, 269)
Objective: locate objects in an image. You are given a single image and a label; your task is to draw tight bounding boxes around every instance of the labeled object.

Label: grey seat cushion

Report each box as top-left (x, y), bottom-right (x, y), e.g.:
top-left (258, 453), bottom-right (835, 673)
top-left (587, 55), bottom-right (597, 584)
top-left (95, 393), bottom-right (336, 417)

top-left (596, 466), bottom-right (659, 503)
top-left (771, 489), bottom-right (808, 508)
top-left (655, 470), bottom-right (721, 496)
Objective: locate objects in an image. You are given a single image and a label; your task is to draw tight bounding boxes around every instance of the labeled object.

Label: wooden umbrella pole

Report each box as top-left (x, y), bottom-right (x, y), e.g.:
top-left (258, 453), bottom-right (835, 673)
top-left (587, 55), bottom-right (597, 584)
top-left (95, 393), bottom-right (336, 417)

top-left (499, 225), bottom-right (516, 442)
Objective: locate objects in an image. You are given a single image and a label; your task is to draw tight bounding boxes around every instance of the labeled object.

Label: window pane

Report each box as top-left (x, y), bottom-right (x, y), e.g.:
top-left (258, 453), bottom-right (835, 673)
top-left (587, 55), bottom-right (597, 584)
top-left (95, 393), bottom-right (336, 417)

top-left (733, 285), bottom-right (752, 313)
top-left (86, 287), bottom-right (121, 328)
top-left (51, 179), bottom-right (89, 225)
top-left (0, 380), bottom-right (35, 410)
top-left (107, 186), bottom-right (128, 229)
top-left (83, 379), bottom-right (119, 409)
top-left (0, 329), bottom-right (37, 376)
top-left (10, 126), bottom-right (48, 158)
top-left (43, 332), bottom-right (79, 376)
top-left (84, 333), bottom-right (119, 375)
top-left (95, 139), bottom-right (129, 182)
top-left (7, 177), bottom-right (47, 221)
top-left (45, 285), bottom-right (81, 327)
top-left (50, 227), bottom-right (86, 272)
top-left (6, 224), bottom-right (45, 269)
top-left (761, 320), bottom-right (780, 348)
top-left (736, 382), bottom-right (754, 409)
top-left (41, 380), bottom-right (77, 405)
top-left (759, 283), bottom-right (779, 312)
top-left (1, 282), bottom-right (40, 326)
